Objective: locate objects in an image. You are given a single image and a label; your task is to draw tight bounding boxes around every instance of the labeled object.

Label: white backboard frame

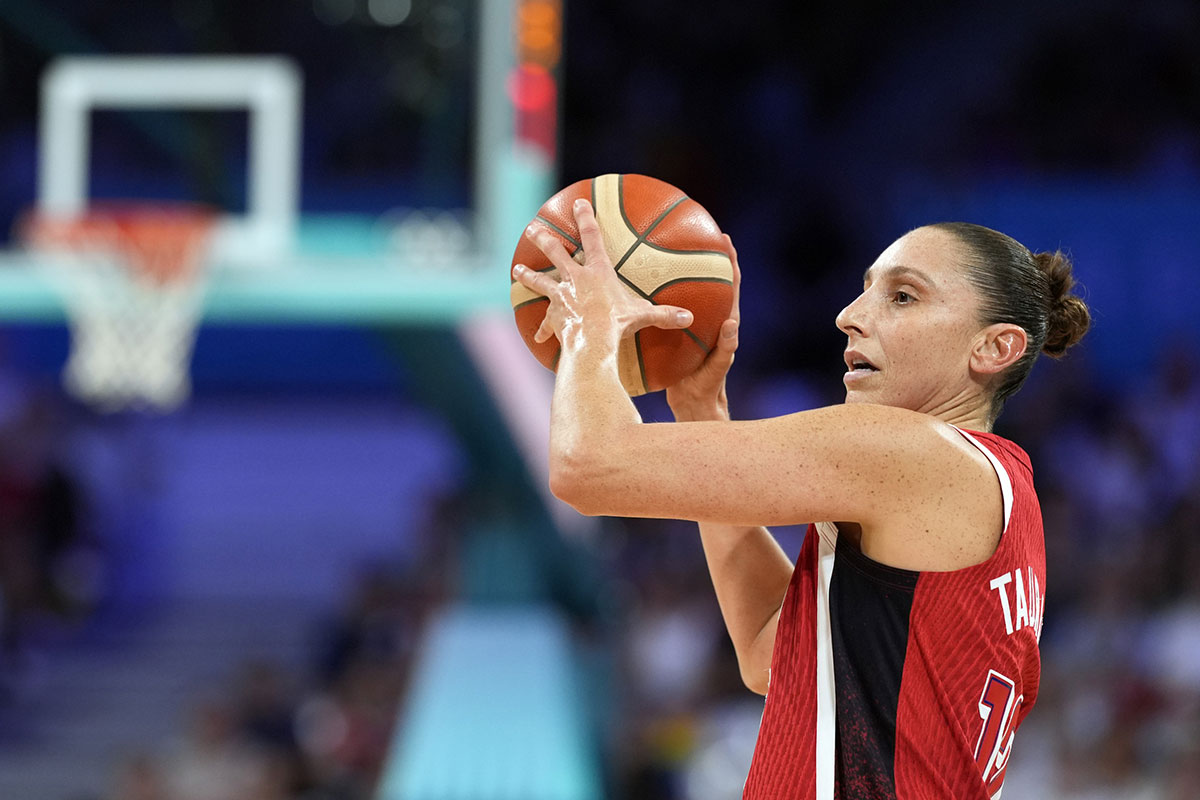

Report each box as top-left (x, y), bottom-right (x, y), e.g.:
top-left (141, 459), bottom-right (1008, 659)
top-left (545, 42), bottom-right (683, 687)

top-left (39, 56), bottom-right (302, 262)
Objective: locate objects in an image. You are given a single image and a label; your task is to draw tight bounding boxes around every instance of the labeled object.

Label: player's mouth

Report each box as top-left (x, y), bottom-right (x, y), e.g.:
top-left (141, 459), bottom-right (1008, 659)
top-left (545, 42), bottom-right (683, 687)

top-left (843, 351), bottom-right (880, 382)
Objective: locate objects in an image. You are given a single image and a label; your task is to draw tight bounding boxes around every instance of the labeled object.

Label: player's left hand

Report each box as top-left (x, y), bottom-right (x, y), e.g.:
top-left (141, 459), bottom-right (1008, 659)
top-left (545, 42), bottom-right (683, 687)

top-left (666, 234), bottom-right (741, 422)
top-left (512, 198), bottom-right (694, 346)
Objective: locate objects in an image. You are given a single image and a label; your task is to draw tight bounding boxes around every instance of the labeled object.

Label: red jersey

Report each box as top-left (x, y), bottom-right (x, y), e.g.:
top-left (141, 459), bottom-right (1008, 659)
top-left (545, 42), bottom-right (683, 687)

top-left (743, 430), bottom-right (1045, 800)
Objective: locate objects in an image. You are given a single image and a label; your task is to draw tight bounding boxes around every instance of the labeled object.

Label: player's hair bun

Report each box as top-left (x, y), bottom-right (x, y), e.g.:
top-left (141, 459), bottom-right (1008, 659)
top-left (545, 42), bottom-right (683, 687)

top-left (1034, 250), bottom-right (1090, 358)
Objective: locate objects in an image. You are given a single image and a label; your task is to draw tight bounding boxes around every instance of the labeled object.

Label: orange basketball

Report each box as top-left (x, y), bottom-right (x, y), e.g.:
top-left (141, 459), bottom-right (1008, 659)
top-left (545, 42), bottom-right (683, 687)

top-left (510, 173), bottom-right (735, 395)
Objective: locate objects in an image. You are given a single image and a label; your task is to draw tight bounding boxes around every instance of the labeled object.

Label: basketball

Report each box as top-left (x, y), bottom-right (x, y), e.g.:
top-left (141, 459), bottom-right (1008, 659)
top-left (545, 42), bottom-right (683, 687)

top-left (510, 173), bottom-right (735, 395)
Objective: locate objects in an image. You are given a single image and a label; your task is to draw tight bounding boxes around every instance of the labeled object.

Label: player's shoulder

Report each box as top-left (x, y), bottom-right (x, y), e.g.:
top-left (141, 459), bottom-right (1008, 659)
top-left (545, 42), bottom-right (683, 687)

top-left (830, 408), bottom-right (1011, 570)
top-left (805, 404), bottom-right (1004, 510)
top-left (956, 429), bottom-right (1034, 479)
top-left (815, 403), bottom-right (995, 468)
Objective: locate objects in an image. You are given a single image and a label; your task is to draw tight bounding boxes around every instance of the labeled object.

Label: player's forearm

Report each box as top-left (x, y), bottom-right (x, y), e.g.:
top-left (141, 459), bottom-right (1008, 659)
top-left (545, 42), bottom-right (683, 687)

top-left (668, 392), bottom-right (788, 692)
top-left (547, 324), bottom-right (641, 510)
top-left (698, 521), bottom-right (792, 695)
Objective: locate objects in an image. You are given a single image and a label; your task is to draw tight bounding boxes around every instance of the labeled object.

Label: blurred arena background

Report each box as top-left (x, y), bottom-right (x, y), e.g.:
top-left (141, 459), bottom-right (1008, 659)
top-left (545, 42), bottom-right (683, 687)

top-left (1, 1), bottom-right (1199, 798)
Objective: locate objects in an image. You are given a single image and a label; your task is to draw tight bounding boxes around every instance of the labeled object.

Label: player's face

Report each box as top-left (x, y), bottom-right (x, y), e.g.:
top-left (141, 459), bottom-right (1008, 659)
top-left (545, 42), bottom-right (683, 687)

top-left (835, 227), bottom-right (987, 413)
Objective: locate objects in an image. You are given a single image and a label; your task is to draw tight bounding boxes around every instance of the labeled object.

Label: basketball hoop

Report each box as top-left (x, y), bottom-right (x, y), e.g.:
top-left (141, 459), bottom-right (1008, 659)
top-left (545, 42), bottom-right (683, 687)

top-left (18, 204), bottom-right (217, 412)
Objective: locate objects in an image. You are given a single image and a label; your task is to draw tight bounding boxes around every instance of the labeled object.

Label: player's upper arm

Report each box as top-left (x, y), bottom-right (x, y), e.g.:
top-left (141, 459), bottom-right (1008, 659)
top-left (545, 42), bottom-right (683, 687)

top-left (552, 402), bottom-right (989, 534)
top-left (740, 608), bottom-right (781, 696)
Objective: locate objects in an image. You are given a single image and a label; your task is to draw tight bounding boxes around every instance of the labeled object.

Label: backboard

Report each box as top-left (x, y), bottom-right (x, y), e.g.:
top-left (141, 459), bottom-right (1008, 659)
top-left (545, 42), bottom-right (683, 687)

top-left (0, 0), bottom-right (587, 535)
top-left (0, 0), bottom-right (561, 323)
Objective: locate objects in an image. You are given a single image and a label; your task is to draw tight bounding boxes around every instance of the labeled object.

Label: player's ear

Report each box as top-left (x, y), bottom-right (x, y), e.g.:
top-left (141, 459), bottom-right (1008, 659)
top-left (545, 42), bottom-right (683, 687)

top-left (970, 323), bottom-right (1027, 376)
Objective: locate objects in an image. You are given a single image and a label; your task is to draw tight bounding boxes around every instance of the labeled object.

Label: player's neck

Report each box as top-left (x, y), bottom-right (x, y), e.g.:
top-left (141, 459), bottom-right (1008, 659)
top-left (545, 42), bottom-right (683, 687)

top-left (924, 394), bottom-right (993, 433)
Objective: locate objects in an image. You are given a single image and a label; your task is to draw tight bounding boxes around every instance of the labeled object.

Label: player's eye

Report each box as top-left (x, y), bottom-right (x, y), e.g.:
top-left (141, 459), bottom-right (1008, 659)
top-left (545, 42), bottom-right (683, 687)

top-left (893, 290), bottom-right (913, 304)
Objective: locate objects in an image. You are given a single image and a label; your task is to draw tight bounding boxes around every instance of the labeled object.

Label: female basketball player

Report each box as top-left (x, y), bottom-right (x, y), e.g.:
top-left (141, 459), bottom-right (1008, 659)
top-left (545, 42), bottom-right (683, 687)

top-left (511, 199), bottom-right (1089, 799)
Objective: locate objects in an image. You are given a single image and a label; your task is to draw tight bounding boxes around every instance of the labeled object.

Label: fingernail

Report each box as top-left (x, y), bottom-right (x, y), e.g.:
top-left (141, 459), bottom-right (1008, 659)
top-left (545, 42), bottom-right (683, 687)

top-left (525, 224), bottom-right (538, 237)
top-left (574, 198), bottom-right (587, 210)
top-left (677, 310), bottom-right (692, 326)
top-left (513, 264), bottom-right (525, 275)
top-left (723, 321), bottom-right (738, 338)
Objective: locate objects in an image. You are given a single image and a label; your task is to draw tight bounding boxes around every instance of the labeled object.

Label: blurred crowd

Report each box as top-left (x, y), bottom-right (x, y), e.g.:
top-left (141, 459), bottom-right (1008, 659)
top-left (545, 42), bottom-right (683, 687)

top-left (103, 567), bottom-right (438, 800)
top-left (0, 377), bottom-right (104, 693)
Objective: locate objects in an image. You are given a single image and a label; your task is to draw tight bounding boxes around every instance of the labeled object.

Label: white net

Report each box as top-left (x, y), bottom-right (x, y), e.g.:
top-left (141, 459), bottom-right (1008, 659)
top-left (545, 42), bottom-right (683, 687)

top-left (22, 208), bottom-right (215, 413)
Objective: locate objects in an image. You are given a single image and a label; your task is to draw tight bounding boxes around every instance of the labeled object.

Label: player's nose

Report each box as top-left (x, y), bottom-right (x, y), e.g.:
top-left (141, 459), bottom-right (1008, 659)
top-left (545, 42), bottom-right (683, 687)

top-left (836, 292), bottom-right (868, 337)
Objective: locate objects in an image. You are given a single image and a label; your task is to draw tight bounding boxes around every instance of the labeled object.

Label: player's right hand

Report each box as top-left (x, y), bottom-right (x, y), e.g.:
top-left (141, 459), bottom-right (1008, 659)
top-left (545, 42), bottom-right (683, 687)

top-left (512, 199), bottom-right (694, 348)
top-left (666, 234), bottom-right (741, 422)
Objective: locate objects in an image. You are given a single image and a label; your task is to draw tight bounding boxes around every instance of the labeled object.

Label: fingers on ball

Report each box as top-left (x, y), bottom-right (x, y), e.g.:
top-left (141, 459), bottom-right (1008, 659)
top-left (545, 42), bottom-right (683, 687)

top-left (513, 265), bottom-right (554, 298)
top-left (572, 201), bottom-right (604, 250)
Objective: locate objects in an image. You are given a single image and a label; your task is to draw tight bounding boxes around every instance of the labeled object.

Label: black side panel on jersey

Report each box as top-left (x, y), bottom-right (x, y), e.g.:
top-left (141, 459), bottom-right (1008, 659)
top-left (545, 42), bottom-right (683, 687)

top-left (830, 535), bottom-right (919, 800)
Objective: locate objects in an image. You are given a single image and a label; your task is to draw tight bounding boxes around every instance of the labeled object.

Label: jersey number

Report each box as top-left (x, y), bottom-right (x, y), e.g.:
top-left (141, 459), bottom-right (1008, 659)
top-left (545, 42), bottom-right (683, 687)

top-left (974, 670), bottom-right (1023, 791)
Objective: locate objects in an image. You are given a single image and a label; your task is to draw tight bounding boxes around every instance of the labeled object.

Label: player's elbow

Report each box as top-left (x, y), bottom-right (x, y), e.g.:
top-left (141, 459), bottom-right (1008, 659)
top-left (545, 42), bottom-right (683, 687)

top-left (547, 450), bottom-right (605, 516)
top-left (740, 661), bottom-right (769, 696)
top-left (548, 421), bottom-right (651, 516)
top-left (547, 459), bottom-right (586, 510)
top-left (737, 631), bottom-right (776, 696)
top-left (548, 435), bottom-right (630, 516)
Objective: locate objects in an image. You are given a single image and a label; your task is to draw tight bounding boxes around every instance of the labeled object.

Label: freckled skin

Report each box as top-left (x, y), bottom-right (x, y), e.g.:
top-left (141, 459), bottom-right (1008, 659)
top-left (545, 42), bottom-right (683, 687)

top-left (512, 204), bottom-right (1030, 694)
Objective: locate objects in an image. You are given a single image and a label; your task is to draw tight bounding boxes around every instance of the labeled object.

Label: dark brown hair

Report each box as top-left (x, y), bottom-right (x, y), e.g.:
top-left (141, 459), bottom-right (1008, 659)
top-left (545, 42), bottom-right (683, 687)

top-left (929, 222), bottom-right (1090, 418)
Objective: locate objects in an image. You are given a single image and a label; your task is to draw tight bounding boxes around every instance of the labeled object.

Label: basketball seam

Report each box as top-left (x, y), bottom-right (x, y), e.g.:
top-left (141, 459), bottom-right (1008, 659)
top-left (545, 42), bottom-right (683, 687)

top-left (613, 204), bottom-right (689, 273)
top-left (534, 215), bottom-right (582, 251)
top-left (637, 241), bottom-right (730, 257)
top-left (613, 186), bottom-right (690, 275)
top-left (615, 173), bottom-right (637, 258)
top-left (682, 328), bottom-right (710, 353)
top-left (611, 185), bottom-right (713, 357)
top-left (651, 276), bottom-right (734, 292)
top-left (650, 273), bottom-right (727, 352)
top-left (616, 272), bottom-right (652, 300)
top-left (513, 296), bottom-right (550, 311)
top-left (636, 194), bottom-right (690, 241)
